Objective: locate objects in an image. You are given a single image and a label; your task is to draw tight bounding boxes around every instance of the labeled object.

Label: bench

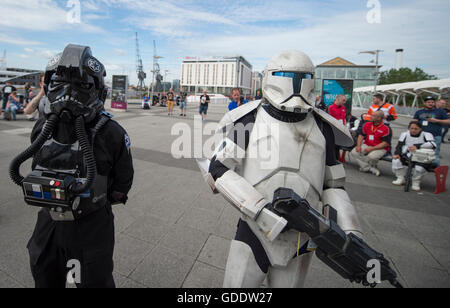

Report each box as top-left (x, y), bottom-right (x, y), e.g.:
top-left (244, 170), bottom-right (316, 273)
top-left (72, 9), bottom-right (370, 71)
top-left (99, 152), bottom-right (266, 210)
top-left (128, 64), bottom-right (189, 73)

top-left (339, 150), bottom-right (448, 194)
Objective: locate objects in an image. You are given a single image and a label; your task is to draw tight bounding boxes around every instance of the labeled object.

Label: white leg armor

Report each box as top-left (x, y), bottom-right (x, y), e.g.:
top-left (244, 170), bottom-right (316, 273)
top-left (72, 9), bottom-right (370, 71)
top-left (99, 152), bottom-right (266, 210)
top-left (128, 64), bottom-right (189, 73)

top-left (412, 165), bottom-right (427, 191)
top-left (413, 165), bottom-right (427, 181)
top-left (393, 167), bottom-right (407, 185)
top-left (322, 188), bottom-right (363, 238)
top-left (223, 240), bottom-right (267, 288)
top-left (266, 253), bottom-right (313, 288)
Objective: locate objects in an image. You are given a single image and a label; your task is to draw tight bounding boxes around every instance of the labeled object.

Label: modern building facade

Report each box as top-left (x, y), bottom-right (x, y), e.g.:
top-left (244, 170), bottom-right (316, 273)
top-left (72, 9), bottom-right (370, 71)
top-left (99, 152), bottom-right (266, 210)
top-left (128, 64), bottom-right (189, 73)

top-left (180, 56), bottom-right (253, 95)
top-left (0, 67), bottom-right (42, 87)
top-left (251, 72), bottom-right (263, 97)
top-left (314, 57), bottom-right (378, 95)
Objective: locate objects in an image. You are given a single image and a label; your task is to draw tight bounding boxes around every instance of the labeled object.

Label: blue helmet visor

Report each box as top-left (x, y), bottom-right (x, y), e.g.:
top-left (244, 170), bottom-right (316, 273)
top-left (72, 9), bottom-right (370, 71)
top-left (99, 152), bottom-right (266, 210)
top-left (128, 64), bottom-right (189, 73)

top-left (273, 72), bottom-right (313, 94)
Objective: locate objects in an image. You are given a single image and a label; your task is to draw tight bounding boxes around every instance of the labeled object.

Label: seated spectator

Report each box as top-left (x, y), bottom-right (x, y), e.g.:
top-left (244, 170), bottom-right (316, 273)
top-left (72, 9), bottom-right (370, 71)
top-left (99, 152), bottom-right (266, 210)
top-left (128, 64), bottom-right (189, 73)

top-left (350, 111), bottom-right (391, 176)
top-left (328, 95), bottom-right (347, 125)
top-left (346, 113), bottom-right (360, 133)
top-left (142, 96), bottom-right (151, 110)
top-left (392, 121), bottom-right (436, 191)
top-left (2, 82), bottom-right (17, 116)
top-left (5, 91), bottom-right (21, 121)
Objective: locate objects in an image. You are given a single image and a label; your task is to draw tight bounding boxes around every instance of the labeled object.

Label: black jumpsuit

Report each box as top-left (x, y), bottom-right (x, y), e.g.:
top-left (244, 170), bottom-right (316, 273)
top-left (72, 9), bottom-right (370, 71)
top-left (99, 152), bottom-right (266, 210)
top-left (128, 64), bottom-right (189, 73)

top-left (26, 115), bottom-right (134, 288)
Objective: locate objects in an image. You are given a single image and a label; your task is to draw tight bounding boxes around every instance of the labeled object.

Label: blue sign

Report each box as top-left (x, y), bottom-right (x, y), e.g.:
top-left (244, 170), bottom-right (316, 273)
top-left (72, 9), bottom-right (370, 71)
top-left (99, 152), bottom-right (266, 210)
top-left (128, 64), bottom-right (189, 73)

top-left (322, 79), bottom-right (354, 111)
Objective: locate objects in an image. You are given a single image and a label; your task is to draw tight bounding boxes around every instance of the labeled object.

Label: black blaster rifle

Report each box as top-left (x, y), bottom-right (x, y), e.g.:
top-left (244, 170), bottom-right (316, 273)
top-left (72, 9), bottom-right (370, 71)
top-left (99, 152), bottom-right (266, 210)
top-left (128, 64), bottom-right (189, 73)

top-left (404, 155), bottom-right (415, 193)
top-left (270, 188), bottom-right (403, 288)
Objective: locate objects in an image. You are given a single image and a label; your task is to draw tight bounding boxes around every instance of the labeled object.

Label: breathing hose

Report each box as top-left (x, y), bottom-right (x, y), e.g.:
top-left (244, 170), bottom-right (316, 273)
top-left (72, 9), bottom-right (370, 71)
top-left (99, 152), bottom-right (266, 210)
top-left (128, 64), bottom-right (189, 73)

top-left (70, 116), bottom-right (97, 194)
top-left (9, 114), bottom-right (59, 186)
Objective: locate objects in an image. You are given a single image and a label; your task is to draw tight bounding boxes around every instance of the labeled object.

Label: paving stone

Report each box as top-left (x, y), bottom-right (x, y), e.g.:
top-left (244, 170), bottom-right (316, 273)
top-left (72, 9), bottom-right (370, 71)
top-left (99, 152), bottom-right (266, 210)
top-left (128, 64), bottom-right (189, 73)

top-left (159, 224), bottom-right (209, 258)
top-left (0, 270), bottom-right (24, 288)
top-left (1, 104), bottom-right (449, 288)
top-left (123, 215), bottom-right (171, 245)
top-left (177, 207), bottom-right (222, 234)
top-left (130, 245), bottom-right (195, 288)
top-left (182, 262), bottom-right (224, 288)
top-left (114, 233), bottom-right (155, 276)
top-left (198, 235), bottom-right (231, 270)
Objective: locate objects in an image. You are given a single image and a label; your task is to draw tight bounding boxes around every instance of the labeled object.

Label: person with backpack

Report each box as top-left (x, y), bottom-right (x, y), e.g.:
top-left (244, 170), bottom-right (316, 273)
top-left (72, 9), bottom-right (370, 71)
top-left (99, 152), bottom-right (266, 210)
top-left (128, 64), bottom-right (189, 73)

top-left (364, 94), bottom-right (398, 124)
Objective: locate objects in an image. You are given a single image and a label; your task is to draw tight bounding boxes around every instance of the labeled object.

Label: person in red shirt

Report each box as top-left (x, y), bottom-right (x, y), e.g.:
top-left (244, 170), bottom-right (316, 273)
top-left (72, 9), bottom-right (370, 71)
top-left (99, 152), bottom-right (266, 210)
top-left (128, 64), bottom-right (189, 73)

top-left (328, 95), bottom-right (347, 125)
top-left (350, 111), bottom-right (391, 176)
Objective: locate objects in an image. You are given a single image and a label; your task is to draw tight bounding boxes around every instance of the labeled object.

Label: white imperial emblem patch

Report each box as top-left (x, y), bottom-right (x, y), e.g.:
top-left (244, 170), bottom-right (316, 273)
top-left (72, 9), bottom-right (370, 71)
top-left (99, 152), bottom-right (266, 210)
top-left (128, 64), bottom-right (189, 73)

top-left (48, 54), bottom-right (62, 67)
top-left (88, 58), bottom-right (101, 73)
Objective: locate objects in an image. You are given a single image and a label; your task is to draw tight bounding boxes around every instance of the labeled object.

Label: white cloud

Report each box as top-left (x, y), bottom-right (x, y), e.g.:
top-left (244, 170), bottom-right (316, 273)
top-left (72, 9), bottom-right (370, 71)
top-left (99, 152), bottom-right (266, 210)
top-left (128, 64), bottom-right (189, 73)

top-left (37, 50), bottom-right (56, 59)
top-left (114, 49), bottom-right (127, 56)
top-left (105, 63), bottom-right (122, 71)
top-left (0, 33), bottom-right (41, 46)
top-left (173, 0), bottom-right (450, 78)
top-left (24, 48), bottom-right (34, 53)
top-left (0, 0), bottom-right (104, 33)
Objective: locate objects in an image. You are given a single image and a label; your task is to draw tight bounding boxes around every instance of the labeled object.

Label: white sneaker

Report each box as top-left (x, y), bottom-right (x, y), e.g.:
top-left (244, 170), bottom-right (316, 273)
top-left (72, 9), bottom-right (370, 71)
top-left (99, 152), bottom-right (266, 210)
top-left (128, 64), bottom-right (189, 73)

top-left (412, 181), bottom-right (421, 192)
top-left (359, 167), bottom-right (370, 173)
top-left (392, 177), bottom-right (406, 186)
top-left (370, 168), bottom-right (381, 176)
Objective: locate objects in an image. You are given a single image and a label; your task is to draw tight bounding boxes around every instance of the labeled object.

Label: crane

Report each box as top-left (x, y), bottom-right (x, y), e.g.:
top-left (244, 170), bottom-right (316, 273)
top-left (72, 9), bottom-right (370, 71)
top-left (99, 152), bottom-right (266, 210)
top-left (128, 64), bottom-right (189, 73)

top-left (148, 40), bottom-right (163, 99)
top-left (135, 32), bottom-right (146, 92)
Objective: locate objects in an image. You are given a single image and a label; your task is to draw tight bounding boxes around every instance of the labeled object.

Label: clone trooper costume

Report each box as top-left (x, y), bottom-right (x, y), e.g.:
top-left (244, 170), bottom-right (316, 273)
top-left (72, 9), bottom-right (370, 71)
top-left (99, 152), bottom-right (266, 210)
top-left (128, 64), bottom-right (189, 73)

top-left (392, 130), bottom-right (436, 191)
top-left (199, 51), bottom-right (362, 288)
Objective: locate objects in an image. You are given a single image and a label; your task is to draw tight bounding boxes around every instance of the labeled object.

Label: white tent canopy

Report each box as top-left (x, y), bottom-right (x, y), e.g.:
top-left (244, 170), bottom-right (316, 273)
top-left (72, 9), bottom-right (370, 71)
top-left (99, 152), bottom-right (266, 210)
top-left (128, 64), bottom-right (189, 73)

top-left (354, 79), bottom-right (450, 96)
top-left (353, 79), bottom-right (450, 114)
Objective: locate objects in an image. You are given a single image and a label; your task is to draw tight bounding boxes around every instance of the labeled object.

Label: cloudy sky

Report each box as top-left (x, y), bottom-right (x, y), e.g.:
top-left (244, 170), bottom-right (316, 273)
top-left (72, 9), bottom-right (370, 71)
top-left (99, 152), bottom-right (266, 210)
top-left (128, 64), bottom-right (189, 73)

top-left (1, 0), bottom-right (449, 85)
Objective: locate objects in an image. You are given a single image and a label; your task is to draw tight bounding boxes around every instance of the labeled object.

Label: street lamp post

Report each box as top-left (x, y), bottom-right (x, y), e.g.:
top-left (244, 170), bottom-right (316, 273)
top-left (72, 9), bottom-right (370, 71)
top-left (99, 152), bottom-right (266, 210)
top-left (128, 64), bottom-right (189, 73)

top-left (163, 69), bottom-right (169, 93)
top-left (359, 50), bottom-right (383, 94)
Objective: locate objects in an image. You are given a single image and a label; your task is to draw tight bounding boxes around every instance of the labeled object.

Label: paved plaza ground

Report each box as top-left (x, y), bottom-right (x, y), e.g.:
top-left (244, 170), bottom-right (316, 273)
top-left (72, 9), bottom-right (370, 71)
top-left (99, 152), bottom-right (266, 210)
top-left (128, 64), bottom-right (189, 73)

top-left (0, 100), bottom-right (449, 288)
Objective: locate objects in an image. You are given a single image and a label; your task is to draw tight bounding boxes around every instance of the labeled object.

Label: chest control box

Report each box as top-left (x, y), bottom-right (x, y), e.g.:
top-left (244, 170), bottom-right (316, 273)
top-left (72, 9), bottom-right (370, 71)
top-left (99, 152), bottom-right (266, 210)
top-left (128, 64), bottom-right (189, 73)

top-left (22, 170), bottom-right (78, 209)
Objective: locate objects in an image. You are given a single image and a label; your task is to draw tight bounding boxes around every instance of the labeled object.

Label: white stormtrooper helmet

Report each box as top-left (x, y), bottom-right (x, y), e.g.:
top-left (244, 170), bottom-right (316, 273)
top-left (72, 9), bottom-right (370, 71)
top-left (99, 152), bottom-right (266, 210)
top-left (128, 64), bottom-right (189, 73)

top-left (262, 50), bottom-right (315, 113)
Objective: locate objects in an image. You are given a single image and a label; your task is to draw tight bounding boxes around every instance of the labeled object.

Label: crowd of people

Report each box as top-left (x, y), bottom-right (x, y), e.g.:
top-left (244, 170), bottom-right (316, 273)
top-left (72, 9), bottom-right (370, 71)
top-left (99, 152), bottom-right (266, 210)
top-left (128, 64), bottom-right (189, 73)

top-left (323, 93), bottom-right (450, 191)
top-left (1, 76), bottom-right (45, 121)
top-left (141, 87), bottom-right (256, 121)
top-left (4, 75), bottom-right (448, 192)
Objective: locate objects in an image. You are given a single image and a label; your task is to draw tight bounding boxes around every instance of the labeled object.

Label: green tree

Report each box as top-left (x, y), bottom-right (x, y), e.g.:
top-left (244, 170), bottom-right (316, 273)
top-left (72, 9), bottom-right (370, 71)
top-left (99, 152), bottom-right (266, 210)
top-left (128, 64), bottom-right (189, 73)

top-left (379, 67), bottom-right (437, 85)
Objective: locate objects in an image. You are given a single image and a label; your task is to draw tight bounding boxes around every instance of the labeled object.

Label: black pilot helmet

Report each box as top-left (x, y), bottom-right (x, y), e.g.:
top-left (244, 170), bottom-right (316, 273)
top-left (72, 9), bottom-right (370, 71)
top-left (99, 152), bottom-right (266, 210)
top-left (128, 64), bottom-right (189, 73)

top-left (44, 44), bottom-right (108, 123)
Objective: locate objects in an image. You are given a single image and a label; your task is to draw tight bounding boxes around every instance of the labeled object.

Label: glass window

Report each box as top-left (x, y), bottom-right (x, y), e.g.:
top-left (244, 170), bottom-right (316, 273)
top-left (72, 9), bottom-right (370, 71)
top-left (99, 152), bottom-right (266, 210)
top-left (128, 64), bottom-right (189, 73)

top-left (346, 68), bottom-right (357, 79)
top-left (336, 68), bottom-right (346, 79)
top-left (357, 68), bottom-right (374, 79)
top-left (322, 68), bottom-right (336, 79)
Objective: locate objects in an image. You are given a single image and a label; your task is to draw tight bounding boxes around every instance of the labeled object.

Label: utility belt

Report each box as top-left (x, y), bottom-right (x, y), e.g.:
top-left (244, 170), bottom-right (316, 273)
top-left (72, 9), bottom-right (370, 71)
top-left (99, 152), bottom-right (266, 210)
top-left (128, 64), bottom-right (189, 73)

top-left (22, 169), bottom-right (108, 221)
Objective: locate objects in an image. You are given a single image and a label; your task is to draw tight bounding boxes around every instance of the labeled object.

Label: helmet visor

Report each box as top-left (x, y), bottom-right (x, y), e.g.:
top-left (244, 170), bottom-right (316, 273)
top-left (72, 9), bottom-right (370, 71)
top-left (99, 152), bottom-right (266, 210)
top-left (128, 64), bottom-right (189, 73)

top-left (273, 72), bottom-right (313, 94)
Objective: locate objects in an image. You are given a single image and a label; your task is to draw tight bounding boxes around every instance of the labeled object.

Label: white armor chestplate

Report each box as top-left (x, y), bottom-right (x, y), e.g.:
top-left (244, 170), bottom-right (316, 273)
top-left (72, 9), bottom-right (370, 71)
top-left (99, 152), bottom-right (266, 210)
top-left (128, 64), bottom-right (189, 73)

top-left (240, 107), bottom-right (327, 267)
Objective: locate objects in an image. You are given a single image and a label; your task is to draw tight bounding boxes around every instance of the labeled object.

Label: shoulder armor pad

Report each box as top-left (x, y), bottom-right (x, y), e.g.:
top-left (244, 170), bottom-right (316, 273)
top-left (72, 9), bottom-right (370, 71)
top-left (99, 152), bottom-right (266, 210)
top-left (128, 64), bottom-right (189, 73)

top-left (314, 107), bottom-right (354, 147)
top-left (217, 100), bottom-right (262, 132)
